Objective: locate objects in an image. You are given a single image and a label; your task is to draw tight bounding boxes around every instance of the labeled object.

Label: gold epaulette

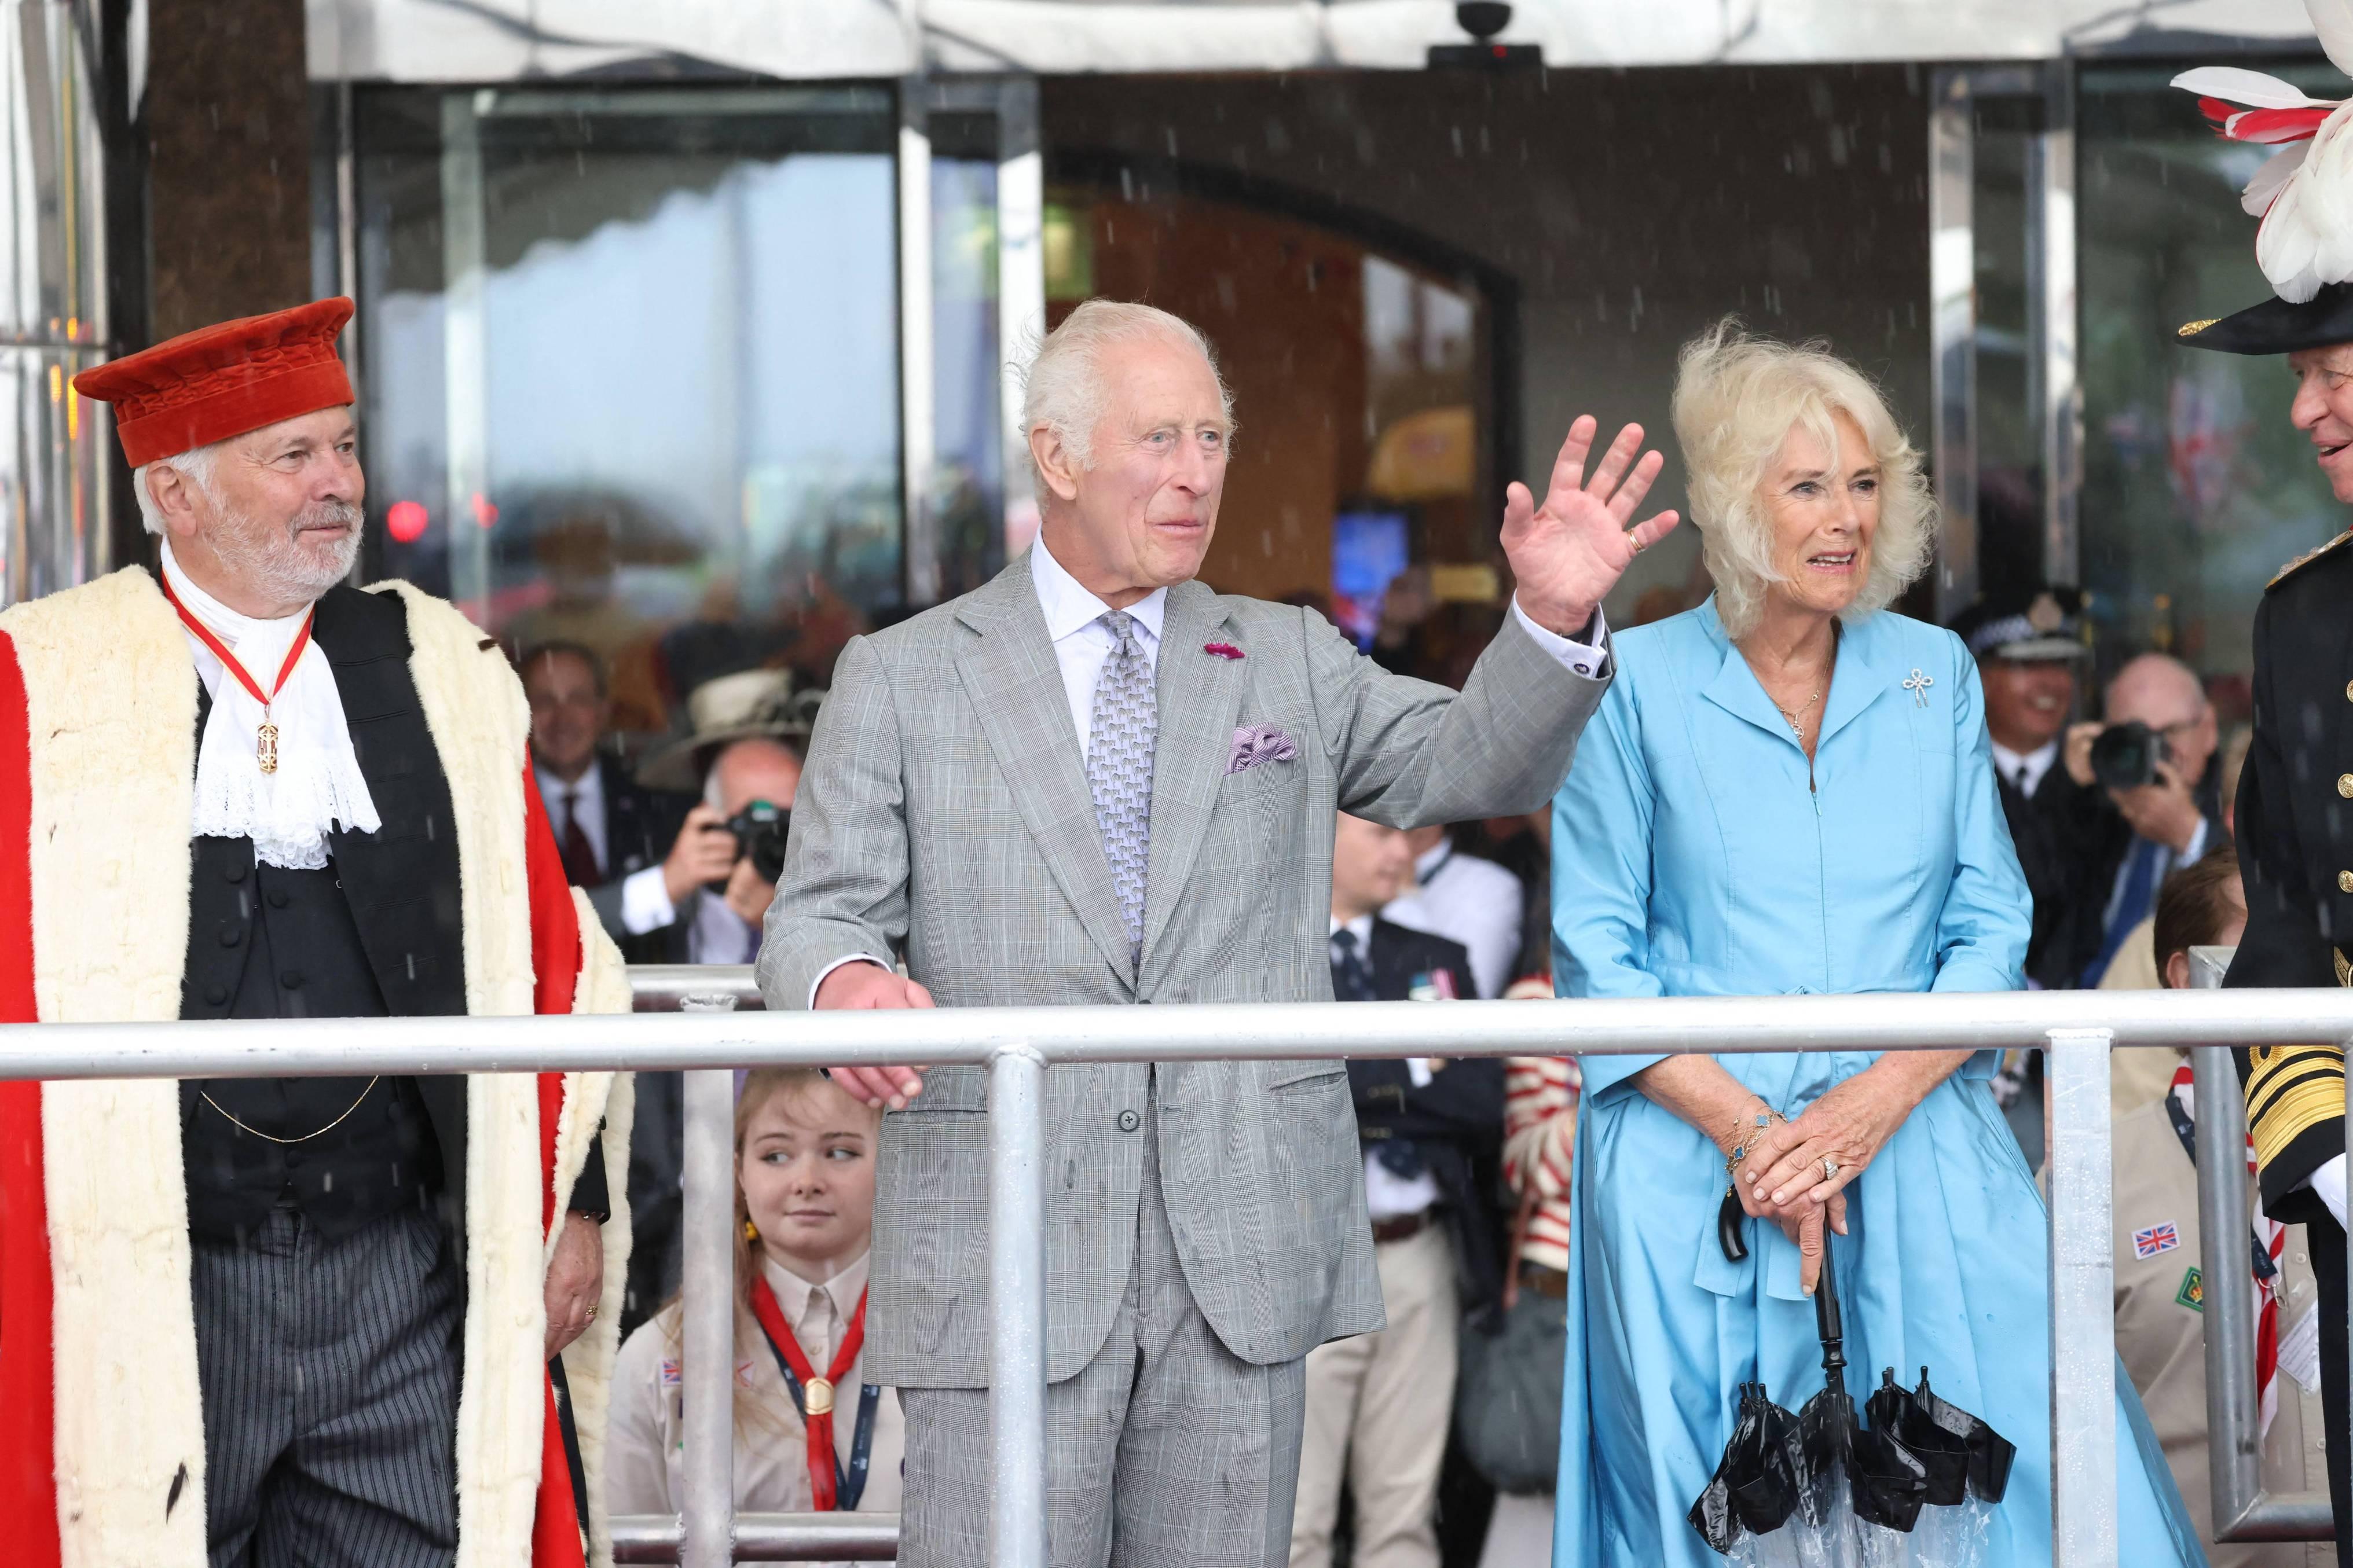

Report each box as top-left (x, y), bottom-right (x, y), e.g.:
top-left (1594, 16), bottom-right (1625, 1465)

top-left (2247, 1041), bottom-right (2348, 1173)
top-left (2268, 529), bottom-right (2353, 590)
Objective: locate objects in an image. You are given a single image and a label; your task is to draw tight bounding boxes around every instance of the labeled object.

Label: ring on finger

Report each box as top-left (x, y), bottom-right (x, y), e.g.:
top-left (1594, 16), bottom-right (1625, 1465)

top-left (1822, 1158), bottom-right (1839, 1183)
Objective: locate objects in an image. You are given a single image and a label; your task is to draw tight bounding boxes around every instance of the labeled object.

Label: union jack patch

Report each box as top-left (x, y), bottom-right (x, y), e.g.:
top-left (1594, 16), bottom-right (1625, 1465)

top-left (2134, 1222), bottom-right (2180, 1260)
top-left (660, 1359), bottom-right (682, 1387)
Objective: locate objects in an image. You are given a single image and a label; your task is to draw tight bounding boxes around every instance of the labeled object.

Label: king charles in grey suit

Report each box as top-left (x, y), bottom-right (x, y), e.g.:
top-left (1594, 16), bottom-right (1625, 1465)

top-left (758, 300), bottom-right (1678, 1567)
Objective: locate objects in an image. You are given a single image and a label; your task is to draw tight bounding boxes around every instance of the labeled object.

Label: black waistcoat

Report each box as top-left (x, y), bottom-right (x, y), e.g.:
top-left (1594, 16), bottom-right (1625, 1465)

top-left (177, 582), bottom-right (472, 1246)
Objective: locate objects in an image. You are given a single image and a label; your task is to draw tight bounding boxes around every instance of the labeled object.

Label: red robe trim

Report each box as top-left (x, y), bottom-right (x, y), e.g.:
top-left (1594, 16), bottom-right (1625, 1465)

top-left (0, 628), bottom-right (57, 1568)
top-left (0, 625), bottom-right (611, 1568)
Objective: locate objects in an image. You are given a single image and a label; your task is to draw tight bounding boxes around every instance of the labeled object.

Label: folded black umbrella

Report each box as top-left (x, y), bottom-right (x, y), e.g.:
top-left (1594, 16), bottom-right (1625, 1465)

top-left (1790, 1237), bottom-right (1929, 1540)
top-left (1689, 1380), bottom-right (1806, 1552)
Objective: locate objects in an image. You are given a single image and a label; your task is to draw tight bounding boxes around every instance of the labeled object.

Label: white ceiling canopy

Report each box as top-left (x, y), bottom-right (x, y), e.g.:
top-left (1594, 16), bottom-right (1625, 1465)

top-left (307, 0), bottom-right (2323, 82)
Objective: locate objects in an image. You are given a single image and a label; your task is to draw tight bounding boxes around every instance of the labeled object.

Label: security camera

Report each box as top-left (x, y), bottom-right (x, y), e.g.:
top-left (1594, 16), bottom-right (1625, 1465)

top-left (1455, 2), bottom-right (1511, 39)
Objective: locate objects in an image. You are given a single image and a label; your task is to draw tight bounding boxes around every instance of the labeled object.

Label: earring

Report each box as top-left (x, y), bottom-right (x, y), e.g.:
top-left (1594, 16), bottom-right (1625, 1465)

top-left (743, 1218), bottom-right (760, 1243)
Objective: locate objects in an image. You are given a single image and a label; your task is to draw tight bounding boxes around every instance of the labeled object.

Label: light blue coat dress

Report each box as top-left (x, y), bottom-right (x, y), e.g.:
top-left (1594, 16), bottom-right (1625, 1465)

top-left (1549, 599), bottom-right (2200, 1567)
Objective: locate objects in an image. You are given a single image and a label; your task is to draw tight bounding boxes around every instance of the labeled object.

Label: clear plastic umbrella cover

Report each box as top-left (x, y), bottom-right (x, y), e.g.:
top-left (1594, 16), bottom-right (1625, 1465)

top-left (1693, 1232), bottom-right (2014, 1566)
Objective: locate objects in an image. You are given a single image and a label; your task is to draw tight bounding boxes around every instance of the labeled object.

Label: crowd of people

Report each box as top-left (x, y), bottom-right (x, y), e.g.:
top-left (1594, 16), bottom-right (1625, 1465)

top-left (9, 25), bottom-right (2353, 1568)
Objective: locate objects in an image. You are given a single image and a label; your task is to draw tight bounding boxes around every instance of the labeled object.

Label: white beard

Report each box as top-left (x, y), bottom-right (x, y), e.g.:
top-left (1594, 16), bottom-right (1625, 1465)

top-left (202, 497), bottom-right (363, 607)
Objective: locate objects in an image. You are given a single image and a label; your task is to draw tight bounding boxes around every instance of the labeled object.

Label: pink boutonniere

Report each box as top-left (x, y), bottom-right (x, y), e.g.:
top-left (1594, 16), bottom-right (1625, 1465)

top-left (1204, 642), bottom-right (1244, 660)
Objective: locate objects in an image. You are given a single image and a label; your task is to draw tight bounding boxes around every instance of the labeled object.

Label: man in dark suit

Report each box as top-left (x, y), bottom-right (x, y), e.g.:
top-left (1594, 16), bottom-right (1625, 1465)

top-left (521, 640), bottom-right (711, 957)
top-left (1293, 812), bottom-right (1504, 1568)
top-left (1950, 586), bottom-right (2105, 990)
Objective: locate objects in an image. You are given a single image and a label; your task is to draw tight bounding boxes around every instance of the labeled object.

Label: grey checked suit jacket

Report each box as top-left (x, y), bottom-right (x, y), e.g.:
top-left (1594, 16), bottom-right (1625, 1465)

top-left (757, 555), bottom-right (1607, 1389)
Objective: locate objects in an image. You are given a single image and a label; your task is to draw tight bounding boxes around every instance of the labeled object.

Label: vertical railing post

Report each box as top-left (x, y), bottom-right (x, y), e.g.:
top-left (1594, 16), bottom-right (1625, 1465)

top-left (2193, 1043), bottom-right (2268, 1532)
top-left (2045, 1027), bottom-right (2118, 1567)
top-left (988, 1043), bottom-right (1049, 1568)
top-left (680, 989), bottom-right (742, 1568)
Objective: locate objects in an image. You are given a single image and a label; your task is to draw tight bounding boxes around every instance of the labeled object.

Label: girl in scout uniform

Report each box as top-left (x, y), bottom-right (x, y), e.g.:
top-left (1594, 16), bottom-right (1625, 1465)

top-left (607, 1069), bottom-right (904, 1558)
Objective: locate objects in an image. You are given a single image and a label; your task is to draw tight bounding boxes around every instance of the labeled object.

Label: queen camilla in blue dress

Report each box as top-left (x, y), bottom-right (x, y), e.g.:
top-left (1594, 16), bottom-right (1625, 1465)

top-left (1550, 321), bottom-right (2199, 1566)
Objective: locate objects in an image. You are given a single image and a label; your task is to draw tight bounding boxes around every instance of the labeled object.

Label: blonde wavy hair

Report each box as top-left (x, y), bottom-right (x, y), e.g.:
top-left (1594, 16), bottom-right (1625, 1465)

top-left (1669, 318), bottom-right (1935, 640)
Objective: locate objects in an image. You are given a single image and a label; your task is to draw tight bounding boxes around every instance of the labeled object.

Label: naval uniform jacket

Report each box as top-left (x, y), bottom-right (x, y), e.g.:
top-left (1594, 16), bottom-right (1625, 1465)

top-left (2224, 533), bottom-right (2353, 1220)
top-left (2221, 527), bottom-right (2353, 1564)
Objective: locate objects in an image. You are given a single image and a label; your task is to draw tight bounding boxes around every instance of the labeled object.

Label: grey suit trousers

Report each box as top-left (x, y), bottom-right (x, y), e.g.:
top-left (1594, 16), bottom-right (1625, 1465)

top-left (192, 1203), bottom-right (463, 1568)
top-left (899, 1080), bottom-right (1308, 1568)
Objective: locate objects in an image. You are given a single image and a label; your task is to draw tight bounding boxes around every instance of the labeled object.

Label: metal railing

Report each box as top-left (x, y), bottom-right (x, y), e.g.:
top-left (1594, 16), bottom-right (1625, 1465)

top-left (2187, 948), bottom-right (2334, 1541)
top-left (7, 973), bottom-right (2351, 1566)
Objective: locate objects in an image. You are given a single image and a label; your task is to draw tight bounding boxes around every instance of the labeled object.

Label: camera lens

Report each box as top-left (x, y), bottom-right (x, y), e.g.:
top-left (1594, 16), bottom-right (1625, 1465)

top-left (2088, 721), bottom-right (2159, 792)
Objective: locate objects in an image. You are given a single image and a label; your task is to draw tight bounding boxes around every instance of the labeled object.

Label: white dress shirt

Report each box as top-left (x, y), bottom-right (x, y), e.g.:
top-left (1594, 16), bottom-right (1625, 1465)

top-left (690, 891), bottom-right (761, 965)
top-left (1031, 535), bottom-right (1167, 758)
top-left (1381, 841), bottom-right (1526, 999)
top-left (1331, 913), bottom-right (1442, 1220)
top-left (538, 758), bottom-right (684, 935)
top-left (537, 760), bottom-right (609, 868)
top-left (1989, 737), bottom-right (2061, 799)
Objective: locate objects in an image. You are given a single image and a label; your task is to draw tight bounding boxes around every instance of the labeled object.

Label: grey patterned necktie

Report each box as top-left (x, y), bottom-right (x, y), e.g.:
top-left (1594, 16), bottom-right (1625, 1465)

top-left (1086, 609), bottom-right (1157, 969)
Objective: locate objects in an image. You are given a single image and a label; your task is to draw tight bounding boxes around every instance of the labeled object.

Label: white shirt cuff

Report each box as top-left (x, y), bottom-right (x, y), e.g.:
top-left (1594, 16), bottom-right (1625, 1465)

top-left (2180, 816), bottom-right (2211, 866)
top-left (1510, 596), bottom-right (1610, 680)
top-left (2306, 1153), bottom-right (2347, 1231)
top-left (618, 865), bottom-right (677, 936)
top-left (809, 953), bottom-right (890, 1008)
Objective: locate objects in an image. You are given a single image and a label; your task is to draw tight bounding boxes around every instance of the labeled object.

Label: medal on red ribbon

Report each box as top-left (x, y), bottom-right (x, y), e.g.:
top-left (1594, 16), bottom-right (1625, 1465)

top-left (159, 574), bottom-right (314, 776)
top-left (749, 1273), bottom-right (877, 1512)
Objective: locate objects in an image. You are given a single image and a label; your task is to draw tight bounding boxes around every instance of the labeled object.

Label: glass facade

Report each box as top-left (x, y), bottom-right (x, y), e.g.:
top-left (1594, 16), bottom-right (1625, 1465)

top-left (2077, 60), bottom-right (2341, 714)
top-left (351, 85), bottom-right (1006, 740)
top-left (0, 1), bottom-right (110, 609)
top-left (316, 58), bottom-right (2343, 743)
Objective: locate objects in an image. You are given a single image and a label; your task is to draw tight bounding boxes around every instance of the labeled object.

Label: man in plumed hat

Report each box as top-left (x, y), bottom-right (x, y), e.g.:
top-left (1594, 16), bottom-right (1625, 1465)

top-left (2181, 13), bottom-right (2353, 1554)
top-left (0, 299), bottom-right (633, 1568)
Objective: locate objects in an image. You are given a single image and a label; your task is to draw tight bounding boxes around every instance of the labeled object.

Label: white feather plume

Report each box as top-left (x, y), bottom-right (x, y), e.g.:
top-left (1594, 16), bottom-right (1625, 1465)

top-left (2259, 102), bottom-right (2353, 300)
top-left (2312, 0), bottom-right (2353, 80)
top-left (2245, 141), bottom-right (2312, 218)
top-left (2172, 67), bottom-right (2335, 109)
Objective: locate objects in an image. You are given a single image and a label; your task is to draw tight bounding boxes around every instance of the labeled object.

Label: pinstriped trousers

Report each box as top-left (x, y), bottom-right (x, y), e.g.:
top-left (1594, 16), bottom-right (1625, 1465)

top-left (897, 1084), bottom-right (1310, 1568)
top-left (191, 1203), bottom-right (463, 1568)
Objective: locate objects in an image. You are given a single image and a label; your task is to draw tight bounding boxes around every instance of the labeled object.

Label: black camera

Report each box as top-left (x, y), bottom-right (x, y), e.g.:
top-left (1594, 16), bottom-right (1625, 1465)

top-left (723, 799), bottom-right (790, 884)
top-left (2088, 721), bottom-right (2162, 791)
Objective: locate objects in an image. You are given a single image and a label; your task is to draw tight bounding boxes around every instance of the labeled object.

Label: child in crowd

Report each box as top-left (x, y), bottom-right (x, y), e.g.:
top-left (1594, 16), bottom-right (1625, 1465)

top-left (2109, 847), bottom-right (2330, 1568)
top-left (607, 1067), bottom-right (904, 1538)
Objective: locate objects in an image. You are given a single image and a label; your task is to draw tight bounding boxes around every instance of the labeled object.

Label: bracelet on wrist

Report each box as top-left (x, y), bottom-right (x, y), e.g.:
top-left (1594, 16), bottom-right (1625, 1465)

top-left (1723, 1103), bottom-right (1786, 1178)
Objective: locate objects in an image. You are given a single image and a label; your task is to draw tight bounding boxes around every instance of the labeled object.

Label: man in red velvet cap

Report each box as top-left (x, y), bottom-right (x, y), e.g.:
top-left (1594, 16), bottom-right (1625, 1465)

top-left (0, 298), bottom-right (633, 1568)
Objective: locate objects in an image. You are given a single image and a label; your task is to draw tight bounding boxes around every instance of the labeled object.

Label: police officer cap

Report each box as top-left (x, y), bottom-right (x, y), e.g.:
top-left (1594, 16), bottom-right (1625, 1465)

top-left (1948, 585), bottom-right (2087, 663)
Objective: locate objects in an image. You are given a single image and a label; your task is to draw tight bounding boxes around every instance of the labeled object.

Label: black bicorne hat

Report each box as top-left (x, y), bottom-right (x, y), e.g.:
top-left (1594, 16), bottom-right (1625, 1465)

top-left (2179, 282), bottom-right (2353, 357)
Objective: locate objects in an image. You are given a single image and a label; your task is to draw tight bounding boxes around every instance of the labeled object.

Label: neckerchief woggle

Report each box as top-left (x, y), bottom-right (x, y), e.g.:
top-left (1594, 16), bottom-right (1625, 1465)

top-left (748, 1273), bottom-right (880, 1511)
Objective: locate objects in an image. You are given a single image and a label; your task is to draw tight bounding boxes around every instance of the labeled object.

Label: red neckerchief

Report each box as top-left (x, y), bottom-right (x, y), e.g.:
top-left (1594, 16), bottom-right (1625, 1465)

top-left (157, 572), bottom-right (315, 762)
top-left (748, 1272), bottom-right (870, 1511)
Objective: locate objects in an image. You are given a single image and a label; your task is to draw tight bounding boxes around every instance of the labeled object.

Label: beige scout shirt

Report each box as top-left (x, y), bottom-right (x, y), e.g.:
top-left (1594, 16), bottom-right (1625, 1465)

top-left (2112, 1096), bottom-right (2330, 1568)
top-left (606, 1250), bottom-right (906, 1548)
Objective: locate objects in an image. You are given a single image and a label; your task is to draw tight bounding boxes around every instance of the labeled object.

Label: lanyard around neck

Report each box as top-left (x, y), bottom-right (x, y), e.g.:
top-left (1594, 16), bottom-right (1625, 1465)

top-left (160, 574), bottom-right (314, 775)
top-left (749, 1272), bottom-right (878, 1511)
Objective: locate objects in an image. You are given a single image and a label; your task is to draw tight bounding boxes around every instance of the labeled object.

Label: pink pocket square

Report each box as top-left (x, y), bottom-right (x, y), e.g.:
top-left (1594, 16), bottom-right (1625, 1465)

top-left (1226, 724), bottom-right (1296, 776)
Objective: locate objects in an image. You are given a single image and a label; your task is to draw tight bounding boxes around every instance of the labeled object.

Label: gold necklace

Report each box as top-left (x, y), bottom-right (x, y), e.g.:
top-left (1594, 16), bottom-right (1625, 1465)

top-left (200, 1078), bottom-right (380, 1144)
top-left (1775, 688), bottom-right (1822, 738)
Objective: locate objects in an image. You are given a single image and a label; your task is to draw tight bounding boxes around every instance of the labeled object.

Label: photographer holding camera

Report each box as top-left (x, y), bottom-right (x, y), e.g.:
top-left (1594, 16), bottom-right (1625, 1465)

top-left (621, 669), bottom-right (818, 1330)
top-left (2065, 652), bottom-right (2223, 987)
